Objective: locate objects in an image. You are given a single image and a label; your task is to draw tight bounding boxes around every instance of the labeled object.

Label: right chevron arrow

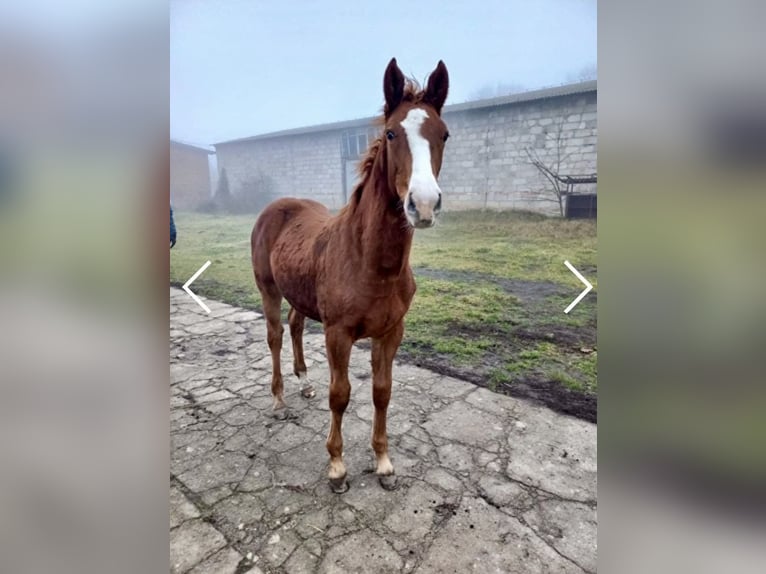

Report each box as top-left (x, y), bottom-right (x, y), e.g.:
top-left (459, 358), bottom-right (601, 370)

top-left (563, 260), bottom-right (593, 314)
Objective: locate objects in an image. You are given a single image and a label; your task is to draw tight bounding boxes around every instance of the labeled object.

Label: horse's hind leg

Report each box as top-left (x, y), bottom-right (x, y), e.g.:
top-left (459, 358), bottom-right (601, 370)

top-left (288, 307), bottom-right (315, 398)
top-left (258, 282), bottom-right (288, 415)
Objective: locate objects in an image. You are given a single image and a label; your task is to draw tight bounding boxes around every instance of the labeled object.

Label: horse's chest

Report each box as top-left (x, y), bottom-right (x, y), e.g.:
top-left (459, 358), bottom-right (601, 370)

top-left (365, 299), bottom-right (408, 336)
top-left (315, 271), bottom-right (414, 336)
top-left (351, 280), bottom-right (415, 339)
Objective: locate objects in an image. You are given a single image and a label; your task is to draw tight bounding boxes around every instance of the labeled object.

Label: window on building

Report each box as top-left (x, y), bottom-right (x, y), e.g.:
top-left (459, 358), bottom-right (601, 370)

top-left (341, 127), bottom-right (380, 160)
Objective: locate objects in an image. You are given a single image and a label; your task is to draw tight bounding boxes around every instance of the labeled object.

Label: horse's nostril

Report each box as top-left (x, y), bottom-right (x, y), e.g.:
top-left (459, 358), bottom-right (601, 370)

top-left (435, 194), bottom-right (442, 213)
top-left (407, 195), bottom-right (416, 212)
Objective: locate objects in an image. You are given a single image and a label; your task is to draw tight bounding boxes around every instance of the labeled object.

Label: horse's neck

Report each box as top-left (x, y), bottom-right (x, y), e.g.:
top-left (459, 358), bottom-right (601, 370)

top-left (351, 151), bottom-right (413, 277)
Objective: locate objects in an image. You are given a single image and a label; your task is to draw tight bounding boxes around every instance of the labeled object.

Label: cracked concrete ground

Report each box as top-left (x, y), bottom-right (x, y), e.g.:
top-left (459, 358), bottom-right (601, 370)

top-left (170, 287), bottom-right (597, 573)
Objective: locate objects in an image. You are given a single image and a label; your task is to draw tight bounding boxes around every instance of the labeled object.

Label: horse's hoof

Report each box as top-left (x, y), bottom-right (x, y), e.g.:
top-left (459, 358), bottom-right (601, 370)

top-left (329, 476), bottom-right (349, 494)
top-left (378, 473), bottom-right (398, 491)
top-left (272, 408), bottom-right (297, 421)
top-left (300, 385), bottom-right (316, 399)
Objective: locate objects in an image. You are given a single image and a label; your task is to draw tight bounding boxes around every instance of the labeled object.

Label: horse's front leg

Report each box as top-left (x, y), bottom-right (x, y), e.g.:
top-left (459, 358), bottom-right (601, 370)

top-left (370, 320), bottom-right (404, 490)
top-left (324, 326), bottom-right (353, 493)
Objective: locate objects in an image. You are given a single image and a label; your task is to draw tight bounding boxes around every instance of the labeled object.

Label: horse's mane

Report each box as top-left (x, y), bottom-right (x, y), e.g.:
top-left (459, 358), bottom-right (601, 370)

top-left (352, 77), bottom-right (424, 202)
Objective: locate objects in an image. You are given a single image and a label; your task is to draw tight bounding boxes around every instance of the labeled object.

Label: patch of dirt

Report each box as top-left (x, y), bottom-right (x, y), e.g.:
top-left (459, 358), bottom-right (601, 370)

top-left (397, 348), bottom-right (596, 423)
top-left (443, 321), bottom-right (596, 351)
top-left (514, 324), bottom-right (597, 350)
top-left (413, 267), bottom-right (569, 302)
top-left (499, 377), bottom-right (596, 422)
top-left (444, 321), bottom-right (518, 339)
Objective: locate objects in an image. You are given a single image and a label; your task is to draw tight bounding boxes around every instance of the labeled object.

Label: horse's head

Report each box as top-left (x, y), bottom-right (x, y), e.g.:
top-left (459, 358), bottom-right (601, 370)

top-left (382, 58), bottom-right (450, 229)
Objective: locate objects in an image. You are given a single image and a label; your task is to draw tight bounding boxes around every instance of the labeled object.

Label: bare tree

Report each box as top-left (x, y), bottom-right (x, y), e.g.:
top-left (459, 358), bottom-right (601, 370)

top-left (525, 119), bottom-right (572, 217)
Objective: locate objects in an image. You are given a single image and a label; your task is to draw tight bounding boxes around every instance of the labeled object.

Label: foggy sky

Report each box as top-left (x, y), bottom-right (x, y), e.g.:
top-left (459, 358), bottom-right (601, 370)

top-left (171, 0), bottom-right (596, 146)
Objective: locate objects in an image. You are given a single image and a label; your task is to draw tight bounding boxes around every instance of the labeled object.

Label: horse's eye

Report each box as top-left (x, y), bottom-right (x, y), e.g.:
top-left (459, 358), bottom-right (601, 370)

top-left (443, 131), bottom-right (450, 142)
top-left (386, 130), bottom-right (395, 141)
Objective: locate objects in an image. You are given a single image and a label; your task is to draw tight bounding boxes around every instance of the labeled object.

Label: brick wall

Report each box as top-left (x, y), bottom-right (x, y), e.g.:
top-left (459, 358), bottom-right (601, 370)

top-left (215, 88), bottom-right (596, 215)
top-left (216, 130), bottom-right (345, 210)
top-left (170, 143), bottom-right (212, 210)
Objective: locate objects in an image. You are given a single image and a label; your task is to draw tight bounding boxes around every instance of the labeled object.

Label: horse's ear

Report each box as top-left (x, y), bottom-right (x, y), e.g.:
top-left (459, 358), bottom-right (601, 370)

top-left (424, 60), bottom-right (449, 114)
top-left (383, 57), bottom-right (405, 116)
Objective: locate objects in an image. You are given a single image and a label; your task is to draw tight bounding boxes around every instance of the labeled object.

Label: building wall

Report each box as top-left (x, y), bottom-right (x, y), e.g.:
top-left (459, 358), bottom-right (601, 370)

top-left (215, 90), bottom-right (596, 215)
top-left (439, 91), bottom-right (597, 214)
top-left (170, 144), bottom-right (212, 210)
top-left (216, 130), bottom-right (345, 210)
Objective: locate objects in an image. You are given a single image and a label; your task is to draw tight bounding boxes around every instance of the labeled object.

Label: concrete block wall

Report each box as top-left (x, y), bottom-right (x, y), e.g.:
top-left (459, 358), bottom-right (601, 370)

top-left (439, 91), bottom-right (597, 215)
top-left (216, 130), bottom-right (345, 210)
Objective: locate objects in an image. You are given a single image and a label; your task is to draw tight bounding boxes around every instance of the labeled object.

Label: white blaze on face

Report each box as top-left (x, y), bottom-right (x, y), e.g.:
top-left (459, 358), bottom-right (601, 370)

top-left (401, 108), bottom-right (441, 220)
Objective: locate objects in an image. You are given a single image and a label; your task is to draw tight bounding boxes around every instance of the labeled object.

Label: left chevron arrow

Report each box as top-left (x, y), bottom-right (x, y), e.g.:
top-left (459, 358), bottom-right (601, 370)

top-left (183, 260), bottom-right (212, 314)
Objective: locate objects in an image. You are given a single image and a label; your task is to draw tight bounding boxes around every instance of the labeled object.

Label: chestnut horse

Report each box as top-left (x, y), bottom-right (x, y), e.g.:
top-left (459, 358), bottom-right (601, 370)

top-left (251, 58), bottom-right (449, 493)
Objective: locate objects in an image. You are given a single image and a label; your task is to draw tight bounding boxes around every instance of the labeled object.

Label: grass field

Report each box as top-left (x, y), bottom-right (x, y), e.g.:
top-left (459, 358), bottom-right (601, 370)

top-left (170, 209), bottom-right (597, 420)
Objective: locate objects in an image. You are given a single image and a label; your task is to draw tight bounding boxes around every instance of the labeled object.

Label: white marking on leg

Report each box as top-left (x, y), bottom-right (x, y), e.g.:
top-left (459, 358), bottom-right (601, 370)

top-left (329, 458), bottom-right (346, 479)
top-left (326, 425), bottom-right (346, 479)
top-left (298, 372), bottom-right (315, 398)
top-left (376, 453), bottom-right (394, 476)
top-left (401, 108), bottom-right (441, 220)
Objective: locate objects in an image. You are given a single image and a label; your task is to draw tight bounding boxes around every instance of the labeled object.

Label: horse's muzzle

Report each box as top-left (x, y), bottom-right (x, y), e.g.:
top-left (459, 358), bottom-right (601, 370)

top-left (406, 191), bottom-right (441, 228)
